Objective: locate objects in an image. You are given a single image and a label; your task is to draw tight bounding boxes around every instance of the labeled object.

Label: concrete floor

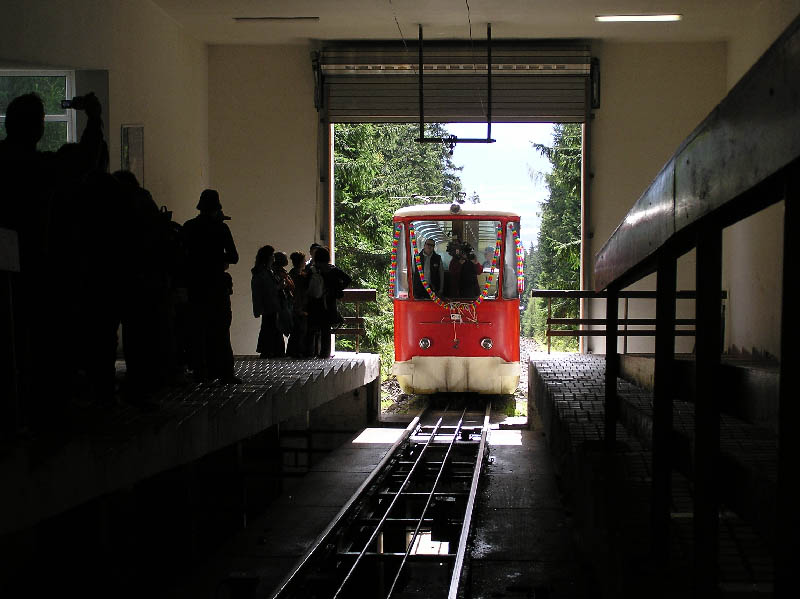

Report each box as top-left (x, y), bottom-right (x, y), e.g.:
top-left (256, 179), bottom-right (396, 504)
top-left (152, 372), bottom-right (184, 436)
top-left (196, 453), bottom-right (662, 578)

top-left (163, 426), bottom-right (406, 598)
top-left (466, 427), bottom-right (592, 598)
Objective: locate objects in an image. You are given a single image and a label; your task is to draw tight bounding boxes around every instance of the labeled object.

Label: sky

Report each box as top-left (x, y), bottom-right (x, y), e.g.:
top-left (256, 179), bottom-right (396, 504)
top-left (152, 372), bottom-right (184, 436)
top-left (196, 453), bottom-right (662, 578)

top-left (444, 122), bottom-right (554, 250)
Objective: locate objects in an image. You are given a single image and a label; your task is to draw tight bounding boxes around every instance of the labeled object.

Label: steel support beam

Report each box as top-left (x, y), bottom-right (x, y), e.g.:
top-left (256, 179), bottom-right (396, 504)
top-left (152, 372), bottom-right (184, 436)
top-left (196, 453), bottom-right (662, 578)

top-left (652, 253), bottom-right (677, 561)
top-left (693, 228), bottom-right (722, 596)
top-left (604, 288), bottom-right (619, 450)
top-left (776, 169), bottom-right (798, 598)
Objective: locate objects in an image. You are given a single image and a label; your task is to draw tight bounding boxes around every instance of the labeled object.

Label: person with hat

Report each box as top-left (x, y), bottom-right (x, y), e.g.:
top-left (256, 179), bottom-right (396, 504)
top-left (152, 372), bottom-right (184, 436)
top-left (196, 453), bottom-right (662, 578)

top-left (182, 189), bottom-right (241, 383)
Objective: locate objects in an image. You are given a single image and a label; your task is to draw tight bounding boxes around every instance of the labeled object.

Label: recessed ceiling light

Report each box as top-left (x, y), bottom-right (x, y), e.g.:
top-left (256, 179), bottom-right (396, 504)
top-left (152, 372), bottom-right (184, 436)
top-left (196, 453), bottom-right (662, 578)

top-left (595, 14), bottom-right (682, 22)
top-left (233, 16), bottom-right (320, 22)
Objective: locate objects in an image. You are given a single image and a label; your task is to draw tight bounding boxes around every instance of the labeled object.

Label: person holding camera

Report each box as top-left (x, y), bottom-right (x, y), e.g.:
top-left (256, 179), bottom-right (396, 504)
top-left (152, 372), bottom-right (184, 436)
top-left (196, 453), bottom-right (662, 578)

top-left (445, 239), bottom-right (482, 298)
top-left (413, 238), bottom-right (444, 299)
top-left (0, 91), bottom-right (106, 424)
top-left (446, 238), bottom-right (464, 297)
top-left (460, 249), bottom-right (483, 299)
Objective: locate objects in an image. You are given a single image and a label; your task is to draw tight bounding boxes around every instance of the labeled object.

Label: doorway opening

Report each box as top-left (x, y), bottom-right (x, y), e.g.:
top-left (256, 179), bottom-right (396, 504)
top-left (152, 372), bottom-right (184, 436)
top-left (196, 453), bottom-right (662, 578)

top-left (330, 121), bottom-right (584, 417)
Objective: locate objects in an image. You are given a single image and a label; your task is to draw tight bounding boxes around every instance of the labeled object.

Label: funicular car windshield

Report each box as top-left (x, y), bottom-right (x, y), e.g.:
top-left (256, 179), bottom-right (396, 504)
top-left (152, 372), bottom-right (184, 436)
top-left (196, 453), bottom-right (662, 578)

top-left (411, 219), bottom-right (502, 300)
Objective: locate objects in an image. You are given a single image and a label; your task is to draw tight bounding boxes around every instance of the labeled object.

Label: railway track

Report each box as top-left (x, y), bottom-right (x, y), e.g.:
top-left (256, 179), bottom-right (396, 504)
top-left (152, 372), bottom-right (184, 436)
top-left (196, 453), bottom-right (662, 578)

top-left (270, 401), bottom-right (492, 599)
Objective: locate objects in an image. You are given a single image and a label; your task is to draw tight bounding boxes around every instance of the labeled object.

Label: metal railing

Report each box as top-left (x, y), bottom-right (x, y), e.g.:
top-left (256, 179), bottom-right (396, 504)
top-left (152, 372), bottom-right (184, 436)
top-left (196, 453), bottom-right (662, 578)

top-left (588, 14), bottom-right (799, 595)
top-left (337, 288), bottom-right (377, 352)
top-left (530, 289), bottom-right (726, 354)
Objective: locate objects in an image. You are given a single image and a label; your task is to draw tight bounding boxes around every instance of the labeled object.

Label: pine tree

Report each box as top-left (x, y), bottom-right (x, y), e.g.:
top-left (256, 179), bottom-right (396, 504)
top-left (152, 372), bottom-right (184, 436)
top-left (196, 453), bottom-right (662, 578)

top-left (333, 123), bottom-right (463, 373)
top-left (528, 123), bottom-right (582, 348)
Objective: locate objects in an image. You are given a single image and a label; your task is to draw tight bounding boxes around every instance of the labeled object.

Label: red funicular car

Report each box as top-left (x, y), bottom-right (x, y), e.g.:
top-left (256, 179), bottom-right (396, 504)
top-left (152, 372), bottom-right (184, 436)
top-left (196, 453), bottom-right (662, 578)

top-left (391, 204), bottom-right (522, 394)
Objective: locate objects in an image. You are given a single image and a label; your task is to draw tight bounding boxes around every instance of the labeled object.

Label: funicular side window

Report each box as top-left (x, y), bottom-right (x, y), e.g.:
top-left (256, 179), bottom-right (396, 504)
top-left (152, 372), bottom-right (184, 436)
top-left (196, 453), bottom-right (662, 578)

top-left (393, 222), bottom-right (408, 299)
top-left (503, 221), bottom-right (521, 299)
top-left (410, 219), bottom-right (500, 300)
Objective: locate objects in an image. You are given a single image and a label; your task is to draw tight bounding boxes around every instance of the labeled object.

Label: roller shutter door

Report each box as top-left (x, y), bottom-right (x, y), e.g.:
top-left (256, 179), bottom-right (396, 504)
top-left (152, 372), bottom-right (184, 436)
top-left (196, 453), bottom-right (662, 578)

top-left (317, 40), bottom-right (592, 123)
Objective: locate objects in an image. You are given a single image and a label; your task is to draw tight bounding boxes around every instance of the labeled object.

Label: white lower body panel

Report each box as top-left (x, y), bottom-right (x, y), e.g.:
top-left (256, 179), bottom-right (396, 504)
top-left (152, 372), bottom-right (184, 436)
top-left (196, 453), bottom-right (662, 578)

top-left (392, 356), bottom-right (520, 395)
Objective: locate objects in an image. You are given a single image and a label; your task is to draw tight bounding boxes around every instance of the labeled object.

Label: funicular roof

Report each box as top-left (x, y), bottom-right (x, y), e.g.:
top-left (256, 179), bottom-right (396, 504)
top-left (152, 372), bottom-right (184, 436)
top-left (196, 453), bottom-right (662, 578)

top-left (394, 204), bottom-right (520, 218)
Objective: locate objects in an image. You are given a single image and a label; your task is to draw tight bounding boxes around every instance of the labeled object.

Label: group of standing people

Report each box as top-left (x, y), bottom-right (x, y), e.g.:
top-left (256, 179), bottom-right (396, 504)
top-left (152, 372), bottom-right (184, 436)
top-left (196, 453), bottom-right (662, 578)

top-left (0, 91), bottom-right (189, 422)
top-left (251, 243), bottom-right (351, 360)
top-left (0, 90), bottom-right (353, 432)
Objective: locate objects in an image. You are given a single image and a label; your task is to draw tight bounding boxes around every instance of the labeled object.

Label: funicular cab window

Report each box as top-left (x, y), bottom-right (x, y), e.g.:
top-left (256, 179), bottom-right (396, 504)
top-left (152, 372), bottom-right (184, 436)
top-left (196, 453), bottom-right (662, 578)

top-left (411, 219), bottom-right (501, 300)
top-left (393, 222), bottom-right (409, 299)
top-left (503, 221), bottom-right (521, 299)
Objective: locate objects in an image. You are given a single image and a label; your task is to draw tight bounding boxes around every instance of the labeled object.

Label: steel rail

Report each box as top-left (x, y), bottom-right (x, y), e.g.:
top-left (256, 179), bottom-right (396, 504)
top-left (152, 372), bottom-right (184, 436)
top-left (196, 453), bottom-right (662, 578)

top-left (332, 414), bottom-right (448, 599)
top-left (386, 409), bottom-right (468, 598)
top-left (269, 414), bottom-right (422, 599)
top-left (447, 402), bottom-right (492, 599)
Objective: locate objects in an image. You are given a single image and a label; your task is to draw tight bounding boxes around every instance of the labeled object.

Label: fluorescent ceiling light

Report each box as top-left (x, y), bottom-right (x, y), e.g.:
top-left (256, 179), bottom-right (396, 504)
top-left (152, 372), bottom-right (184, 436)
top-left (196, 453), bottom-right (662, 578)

top-left (595, 14), bottom-right (682, 22)
top-left (233, 16), bottom-right (320, 22)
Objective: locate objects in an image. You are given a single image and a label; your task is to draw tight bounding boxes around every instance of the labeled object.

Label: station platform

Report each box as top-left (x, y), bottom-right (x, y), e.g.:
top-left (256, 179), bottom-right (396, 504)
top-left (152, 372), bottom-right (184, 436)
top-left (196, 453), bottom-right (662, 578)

top-left (529, 353), bottom-right (776, 597)
top-left (0, 354), bottom-right (380, 538)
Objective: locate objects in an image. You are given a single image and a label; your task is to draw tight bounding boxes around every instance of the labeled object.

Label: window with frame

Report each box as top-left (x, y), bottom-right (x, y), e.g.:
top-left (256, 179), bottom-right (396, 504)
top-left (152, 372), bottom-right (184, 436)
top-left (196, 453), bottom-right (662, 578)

top-left (393, 222), bottom-right (409, 299)
top-left (0, 70), bottom-right (76, 152)
top-left (503, 221), bottom-right (521, 299)
top-left (411, 219), bottom-right (501, 300)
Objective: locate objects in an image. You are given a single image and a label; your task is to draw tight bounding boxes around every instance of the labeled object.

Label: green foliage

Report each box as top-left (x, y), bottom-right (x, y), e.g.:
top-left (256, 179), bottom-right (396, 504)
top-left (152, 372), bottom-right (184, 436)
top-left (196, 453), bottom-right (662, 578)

top-left (520, 295), bottom-right (537, 336)
top-left (333, 123), bottom-right (463, 377)
top-left (524, 124), bottom-right (582, 350)
top-left (520, 242), bottom-right (539, 309)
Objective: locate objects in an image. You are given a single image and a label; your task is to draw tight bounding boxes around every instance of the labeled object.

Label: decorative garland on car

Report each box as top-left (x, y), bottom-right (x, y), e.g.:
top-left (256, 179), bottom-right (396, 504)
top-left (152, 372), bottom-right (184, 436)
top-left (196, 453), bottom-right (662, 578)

top-left (407, 222), bottom-right (503, 309)
top-left (388, 225), bottom-right (401, 297)
top-left (511, 225), bottom-right (525, 294)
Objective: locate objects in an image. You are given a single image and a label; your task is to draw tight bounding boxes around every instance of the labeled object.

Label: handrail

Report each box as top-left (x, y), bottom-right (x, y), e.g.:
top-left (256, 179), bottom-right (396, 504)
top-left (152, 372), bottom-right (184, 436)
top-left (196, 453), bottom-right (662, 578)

top-left (586, 13), bottom-right (800, 595)
top-left (530, 288), bottom-right (726, 354)
top-left (531, 289), bottom-right (720, 299)
top-left (337, 288), bottom-right (377, 352)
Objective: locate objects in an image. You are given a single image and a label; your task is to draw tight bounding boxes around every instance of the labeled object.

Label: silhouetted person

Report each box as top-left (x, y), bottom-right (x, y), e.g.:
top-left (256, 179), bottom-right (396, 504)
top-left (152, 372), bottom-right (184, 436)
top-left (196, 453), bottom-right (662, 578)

top-left (286, 251), bottom-right (309, 357)
top-left (72, 164), bottom-right (136, 406)
top-left (0, 92), bottom-right (103, 265)
top-left (182, 189), bottom-right (240, 383)
top-left (273, 251), bottom-right (294, 340)
top-left (0, 91), bottom-right (105, 425)
top-left (251, 245), bottom-right (283, 358)
top-left (307, 247), bottom-right (351, 358)
top-left (112, 170), bottom-right (175, 396)
top-left (273, 251), bottom-right (294, 296)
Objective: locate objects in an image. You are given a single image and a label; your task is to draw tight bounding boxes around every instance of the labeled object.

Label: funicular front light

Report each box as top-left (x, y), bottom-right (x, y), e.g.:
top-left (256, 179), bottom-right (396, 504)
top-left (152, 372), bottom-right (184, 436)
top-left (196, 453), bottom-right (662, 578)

top-left (480, 337), bottom-right (493, 350)
top-left (419, 337), bottom-right (432, 350)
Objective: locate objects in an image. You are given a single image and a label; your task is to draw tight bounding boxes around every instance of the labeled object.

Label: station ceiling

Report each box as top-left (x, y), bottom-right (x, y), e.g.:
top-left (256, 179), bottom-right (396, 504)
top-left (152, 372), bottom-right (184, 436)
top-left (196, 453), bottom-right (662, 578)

top-left (152, 1), bottom-right (761, 45)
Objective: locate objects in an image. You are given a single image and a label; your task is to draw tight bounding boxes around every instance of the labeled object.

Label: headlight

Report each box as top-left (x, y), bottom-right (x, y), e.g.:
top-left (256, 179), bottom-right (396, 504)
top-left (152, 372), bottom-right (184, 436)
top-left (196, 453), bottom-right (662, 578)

top-left (480, 337), bottom-right (493, 350)
top-left (419, 337), bottom-right (432, 350)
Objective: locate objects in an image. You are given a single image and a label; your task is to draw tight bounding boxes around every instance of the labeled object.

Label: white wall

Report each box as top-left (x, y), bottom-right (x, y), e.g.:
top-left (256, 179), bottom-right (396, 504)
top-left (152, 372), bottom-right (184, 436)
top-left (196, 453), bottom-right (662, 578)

top-left (586, 41), bottom-right (727, 353)
top-left (0, 0), bottom-right (209, 223)
top-left (720, 2), bottom-right (800, 359)
top-left (207, 45), bottom-right (319, 355)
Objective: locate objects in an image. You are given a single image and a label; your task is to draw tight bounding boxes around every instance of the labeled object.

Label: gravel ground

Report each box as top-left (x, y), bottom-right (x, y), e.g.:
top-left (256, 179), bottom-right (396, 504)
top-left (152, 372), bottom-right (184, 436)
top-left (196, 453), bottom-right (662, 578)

top-left (381, 336), bottom-right (543, 415)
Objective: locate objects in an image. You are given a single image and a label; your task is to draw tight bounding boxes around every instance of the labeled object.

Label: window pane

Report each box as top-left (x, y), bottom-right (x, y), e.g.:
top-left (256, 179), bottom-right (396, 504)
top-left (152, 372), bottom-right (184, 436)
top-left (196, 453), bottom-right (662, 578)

top-left (0, 75), bottom-right (67, 115)
top-left (393, 223), bottom-right (408, 299)
top-left (40, 121), bottom-right (67, 152)
top-left (411, 219), bottom-right (500, 300)
top-left (503, 222), bottom-right (520, 299)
